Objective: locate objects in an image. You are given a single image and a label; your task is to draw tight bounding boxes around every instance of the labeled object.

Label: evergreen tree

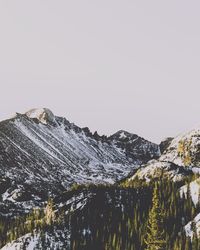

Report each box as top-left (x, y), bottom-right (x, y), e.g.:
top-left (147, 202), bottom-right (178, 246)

top-left (145, 182), bottom-right (166, 250)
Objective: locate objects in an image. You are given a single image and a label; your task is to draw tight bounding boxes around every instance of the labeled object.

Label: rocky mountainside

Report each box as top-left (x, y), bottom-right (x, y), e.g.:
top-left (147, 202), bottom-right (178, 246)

top-left (126, 126), bottom-right (200, 184)
top-left (2, 111), bottom-right (200, 249)
top-left (128, 160), bottom-right (193, 183)
top-left (0, 108), bottom-right (160, 214)
top-left (160, 127), bottom-right (200, 167)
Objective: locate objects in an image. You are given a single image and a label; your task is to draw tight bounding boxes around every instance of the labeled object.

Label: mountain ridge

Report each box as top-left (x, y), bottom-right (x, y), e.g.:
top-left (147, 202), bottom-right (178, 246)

top-left (0, 108), bottom-right (160, 215)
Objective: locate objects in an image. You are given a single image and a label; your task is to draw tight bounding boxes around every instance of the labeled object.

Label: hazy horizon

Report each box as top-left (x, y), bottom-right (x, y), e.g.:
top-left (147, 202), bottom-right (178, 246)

top-left (0, 1), bottom-right (200, 143)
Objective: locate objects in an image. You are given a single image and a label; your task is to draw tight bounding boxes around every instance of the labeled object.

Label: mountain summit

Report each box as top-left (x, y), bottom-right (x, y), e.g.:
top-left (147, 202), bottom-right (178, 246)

top-left (25, 108), bottom-right (56, 124)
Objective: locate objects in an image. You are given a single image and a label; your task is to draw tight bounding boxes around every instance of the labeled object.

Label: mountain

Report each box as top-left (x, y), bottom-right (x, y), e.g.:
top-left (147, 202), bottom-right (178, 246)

top-left (0, 108), bottom-right (160, 214)
top-left (2, 111), bottom-right (200, 249)
top-left (108, 130), bottom-right (159, 163)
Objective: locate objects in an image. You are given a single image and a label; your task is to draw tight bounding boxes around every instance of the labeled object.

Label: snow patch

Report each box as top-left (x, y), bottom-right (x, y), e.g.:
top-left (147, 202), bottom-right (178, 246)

top-left (1, 234), bottom-right (39, 250)
top-left (25, 108), bottom-right (55, 124)
top-left (185, 213), bottom-right (200, 238)
top-left (180, 178), bottom-right (200, 206)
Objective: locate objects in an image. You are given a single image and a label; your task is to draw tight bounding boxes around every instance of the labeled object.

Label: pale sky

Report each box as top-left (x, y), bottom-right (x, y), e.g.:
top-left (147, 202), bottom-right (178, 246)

top-left (0, 1), bottom-right (200, 143)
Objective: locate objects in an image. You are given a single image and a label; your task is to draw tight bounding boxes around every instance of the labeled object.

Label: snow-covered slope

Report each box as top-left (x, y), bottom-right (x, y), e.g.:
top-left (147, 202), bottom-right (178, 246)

top-left (160, 126), bottom-right (200, 167)
top-left (1, 234), bottom-right (40, 250)
top-left (126, 125), bottom-right (200, 184)
top-left (1, 230), bottom-right (70, 250)
top-left (185, 213), bottom-right (200, 239)
top-left (0, 108), bottom-right (160, 213)
top-left (180, 178), bottom-right (200, 206)
top-left (127, 160), bottom-right (193, 182)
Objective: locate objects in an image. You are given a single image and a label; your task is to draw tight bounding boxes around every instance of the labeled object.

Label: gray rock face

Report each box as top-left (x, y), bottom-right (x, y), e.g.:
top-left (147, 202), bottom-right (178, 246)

top-left (159, 137), bottom-right (174, 154)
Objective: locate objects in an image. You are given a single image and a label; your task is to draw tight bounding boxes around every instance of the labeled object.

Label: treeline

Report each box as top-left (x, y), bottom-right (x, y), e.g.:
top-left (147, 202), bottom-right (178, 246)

top-left (69, 180), bottom-right (199, 249)
top-left (0, 199), bottom-right (56, 248)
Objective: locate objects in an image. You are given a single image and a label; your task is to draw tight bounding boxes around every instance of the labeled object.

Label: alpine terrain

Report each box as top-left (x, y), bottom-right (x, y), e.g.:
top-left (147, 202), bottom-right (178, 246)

top-left (1, 108), bottom-right (200, 250)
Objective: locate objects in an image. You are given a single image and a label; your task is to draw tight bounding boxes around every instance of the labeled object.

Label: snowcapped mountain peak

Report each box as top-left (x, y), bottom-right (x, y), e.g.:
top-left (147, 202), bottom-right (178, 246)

top-left (116, 130), bottom-right (131, 138)
top-left (110, 130), bottom-right (137, 141)
top-left (0, 108), bottom-right (160, 212)
top-left (25, 108), bottom-right (55, 124)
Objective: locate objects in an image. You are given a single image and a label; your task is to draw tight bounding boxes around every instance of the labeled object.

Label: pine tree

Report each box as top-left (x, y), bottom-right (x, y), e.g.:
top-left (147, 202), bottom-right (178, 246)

top-left (145, 182), bottom-right (166, 250)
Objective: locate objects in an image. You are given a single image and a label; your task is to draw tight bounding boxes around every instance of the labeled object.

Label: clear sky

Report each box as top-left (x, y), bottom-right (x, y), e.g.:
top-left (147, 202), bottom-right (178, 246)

top-left (0, 1), bottom-right (200, 143)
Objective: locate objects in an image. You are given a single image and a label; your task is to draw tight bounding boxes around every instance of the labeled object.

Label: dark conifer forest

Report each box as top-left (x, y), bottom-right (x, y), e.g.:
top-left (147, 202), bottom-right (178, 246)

top-left (0, 176), bottom-right (199, 250)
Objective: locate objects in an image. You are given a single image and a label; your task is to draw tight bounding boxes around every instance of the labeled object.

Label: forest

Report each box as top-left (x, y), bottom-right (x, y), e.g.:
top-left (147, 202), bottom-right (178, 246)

top-left (0, 176), bottom-right (200, 250)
